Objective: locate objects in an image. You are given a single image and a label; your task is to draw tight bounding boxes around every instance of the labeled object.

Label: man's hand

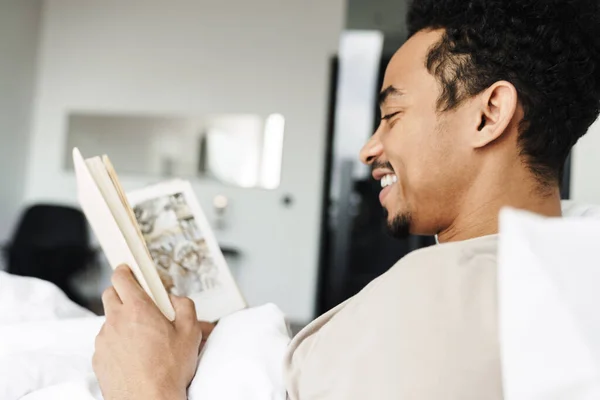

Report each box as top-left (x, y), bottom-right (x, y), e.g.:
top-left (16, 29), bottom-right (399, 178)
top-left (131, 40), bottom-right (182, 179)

top-left (93, 265), bottom-right (213, 400)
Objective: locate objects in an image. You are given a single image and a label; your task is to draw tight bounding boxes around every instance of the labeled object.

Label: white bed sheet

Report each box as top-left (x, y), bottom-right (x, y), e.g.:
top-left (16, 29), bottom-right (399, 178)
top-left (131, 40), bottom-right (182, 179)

top-left (0, 271), bottom-right (290, 400)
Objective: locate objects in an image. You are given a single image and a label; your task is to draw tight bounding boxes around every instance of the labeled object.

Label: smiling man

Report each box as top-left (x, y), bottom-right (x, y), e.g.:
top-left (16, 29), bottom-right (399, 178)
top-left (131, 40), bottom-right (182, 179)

top-left (93, 0), bottom-right (600, 399)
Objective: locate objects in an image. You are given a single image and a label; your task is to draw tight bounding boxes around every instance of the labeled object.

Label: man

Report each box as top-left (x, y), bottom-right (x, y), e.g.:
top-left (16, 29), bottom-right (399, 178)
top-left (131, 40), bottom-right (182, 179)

top-left (92, 0), bottom-right (600, 398)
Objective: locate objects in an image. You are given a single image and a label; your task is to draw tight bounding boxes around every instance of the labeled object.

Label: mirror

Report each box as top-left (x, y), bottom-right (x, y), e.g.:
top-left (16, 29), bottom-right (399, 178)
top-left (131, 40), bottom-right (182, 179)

top-left (65, 112), bottom-right (285, 189)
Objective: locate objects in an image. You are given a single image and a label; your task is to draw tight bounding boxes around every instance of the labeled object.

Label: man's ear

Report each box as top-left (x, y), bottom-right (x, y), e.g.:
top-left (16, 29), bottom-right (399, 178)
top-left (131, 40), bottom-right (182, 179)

top-left (472, 81), bottom-right (518, 148)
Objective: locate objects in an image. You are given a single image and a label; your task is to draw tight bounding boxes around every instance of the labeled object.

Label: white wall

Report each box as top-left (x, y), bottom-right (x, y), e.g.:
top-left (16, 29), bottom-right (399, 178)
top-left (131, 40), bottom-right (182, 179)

top-left (0, 0), bottom-right (41, 242)
top-left (25, 0), bottom-right (345, 323)
top-left (572, 119), bottom-right (600, 204)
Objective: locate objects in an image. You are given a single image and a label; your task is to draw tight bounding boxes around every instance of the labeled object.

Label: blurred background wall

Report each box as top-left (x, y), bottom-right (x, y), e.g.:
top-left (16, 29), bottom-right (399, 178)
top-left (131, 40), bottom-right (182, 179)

top-left (0, 0), bottom-right (40, 241)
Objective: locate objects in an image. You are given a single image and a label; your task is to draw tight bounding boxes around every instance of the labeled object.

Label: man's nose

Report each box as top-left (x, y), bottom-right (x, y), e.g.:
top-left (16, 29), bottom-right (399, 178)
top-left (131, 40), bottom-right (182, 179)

top-left (359, 134), bottom-right (383, 166)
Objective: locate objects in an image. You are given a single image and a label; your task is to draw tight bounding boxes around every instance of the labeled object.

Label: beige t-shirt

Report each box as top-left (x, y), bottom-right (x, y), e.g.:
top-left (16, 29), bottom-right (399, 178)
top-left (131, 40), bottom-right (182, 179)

top-left (284, 235), bottom-right (502, 400)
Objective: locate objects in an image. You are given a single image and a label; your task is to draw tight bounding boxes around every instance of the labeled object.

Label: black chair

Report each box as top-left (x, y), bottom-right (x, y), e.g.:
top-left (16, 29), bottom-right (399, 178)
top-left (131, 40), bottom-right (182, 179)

top-left (4, 204), bottom-right (96, 307)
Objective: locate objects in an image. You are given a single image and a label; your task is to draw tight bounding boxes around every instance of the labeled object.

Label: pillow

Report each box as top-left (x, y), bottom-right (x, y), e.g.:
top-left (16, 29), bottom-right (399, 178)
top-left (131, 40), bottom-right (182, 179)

top-left (498, 205), bottom-right (600, 400)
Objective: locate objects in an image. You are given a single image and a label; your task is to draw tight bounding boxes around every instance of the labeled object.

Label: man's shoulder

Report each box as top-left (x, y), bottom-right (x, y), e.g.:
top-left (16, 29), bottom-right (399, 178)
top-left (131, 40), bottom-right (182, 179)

top-left (363, 234), bottom-right (499, 298)
top-left (395, 234), bottom-right (498, 270)
top-left (285, 235), bottom-right (502, 400)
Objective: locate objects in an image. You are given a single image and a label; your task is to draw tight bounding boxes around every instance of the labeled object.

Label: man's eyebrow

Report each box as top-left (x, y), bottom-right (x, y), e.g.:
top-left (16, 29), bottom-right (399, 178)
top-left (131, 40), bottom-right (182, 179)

top-left (378, 85), bottom-right (404, 106)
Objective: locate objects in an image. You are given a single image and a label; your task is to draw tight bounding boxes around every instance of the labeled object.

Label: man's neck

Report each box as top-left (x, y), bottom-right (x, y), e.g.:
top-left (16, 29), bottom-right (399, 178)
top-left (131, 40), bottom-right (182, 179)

top-left (437, 181), bottom-right (562, 243)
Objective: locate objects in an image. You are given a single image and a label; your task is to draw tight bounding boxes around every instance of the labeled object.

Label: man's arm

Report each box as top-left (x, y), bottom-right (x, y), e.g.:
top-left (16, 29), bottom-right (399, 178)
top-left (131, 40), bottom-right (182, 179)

top-left (93, 265), bottom-right (212, 400)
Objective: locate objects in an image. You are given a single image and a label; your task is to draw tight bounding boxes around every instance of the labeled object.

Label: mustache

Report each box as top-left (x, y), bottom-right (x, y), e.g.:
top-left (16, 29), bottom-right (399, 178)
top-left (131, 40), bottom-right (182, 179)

top-left (371, 160), bottom-right (394, 173)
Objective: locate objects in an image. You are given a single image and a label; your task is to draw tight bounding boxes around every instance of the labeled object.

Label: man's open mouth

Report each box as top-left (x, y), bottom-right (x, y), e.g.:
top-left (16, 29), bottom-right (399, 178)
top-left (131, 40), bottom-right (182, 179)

top-left (380, 174), bottom-right (398, 188)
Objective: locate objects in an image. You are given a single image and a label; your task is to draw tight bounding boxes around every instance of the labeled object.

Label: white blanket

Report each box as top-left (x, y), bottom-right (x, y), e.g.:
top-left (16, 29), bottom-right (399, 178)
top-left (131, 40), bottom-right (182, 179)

top-left (0, 271), bottom-right (290, 400)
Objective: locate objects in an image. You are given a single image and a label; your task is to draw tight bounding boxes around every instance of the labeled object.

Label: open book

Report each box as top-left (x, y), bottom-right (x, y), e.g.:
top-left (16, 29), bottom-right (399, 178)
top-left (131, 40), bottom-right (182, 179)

top-left (73, 148), bottom-right (246, 322)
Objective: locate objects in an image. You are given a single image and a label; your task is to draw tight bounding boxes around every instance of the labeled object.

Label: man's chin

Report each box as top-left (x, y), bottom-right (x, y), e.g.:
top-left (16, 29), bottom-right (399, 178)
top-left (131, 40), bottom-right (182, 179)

top-left (383, 209), bottom-right (412, 239)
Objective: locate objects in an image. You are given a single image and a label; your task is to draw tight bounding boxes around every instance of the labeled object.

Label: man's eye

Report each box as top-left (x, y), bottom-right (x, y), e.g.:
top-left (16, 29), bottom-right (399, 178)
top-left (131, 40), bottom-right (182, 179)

top-left (381, 111), bottom-right (401, 121)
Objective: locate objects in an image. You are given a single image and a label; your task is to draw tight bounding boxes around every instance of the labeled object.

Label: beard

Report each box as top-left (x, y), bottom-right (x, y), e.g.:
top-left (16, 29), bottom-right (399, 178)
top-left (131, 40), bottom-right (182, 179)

top-left (383, 208), bottom-right (412, 239)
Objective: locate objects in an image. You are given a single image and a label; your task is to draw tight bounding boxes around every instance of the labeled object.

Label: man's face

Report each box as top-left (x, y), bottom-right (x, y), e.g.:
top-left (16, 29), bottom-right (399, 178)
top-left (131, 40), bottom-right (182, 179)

top-left (360, 29), bottom-right (480, 237)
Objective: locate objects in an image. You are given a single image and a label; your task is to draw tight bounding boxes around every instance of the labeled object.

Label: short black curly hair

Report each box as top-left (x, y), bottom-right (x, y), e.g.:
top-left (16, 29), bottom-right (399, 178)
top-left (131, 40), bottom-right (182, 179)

top-left (407, 0), bottom-right (600, 184)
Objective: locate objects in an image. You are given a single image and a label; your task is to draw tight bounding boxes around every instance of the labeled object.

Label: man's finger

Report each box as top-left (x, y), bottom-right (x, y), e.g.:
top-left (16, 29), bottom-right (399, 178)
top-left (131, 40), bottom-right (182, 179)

top-left (111, 264), bottom-right (149, 304)
top-left (198, 320), bottom-right (215, 352)
top-left (170, 295), bottom-right (199, 330)
top-left (198, 321), bottom-right (215, 338)
top-left (101, 286), bottom-right (121, 315)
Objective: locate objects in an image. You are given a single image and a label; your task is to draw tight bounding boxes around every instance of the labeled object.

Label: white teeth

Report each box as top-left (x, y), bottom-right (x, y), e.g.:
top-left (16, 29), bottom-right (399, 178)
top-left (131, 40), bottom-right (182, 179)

top-left (380, 174), bottom-right (398, 188)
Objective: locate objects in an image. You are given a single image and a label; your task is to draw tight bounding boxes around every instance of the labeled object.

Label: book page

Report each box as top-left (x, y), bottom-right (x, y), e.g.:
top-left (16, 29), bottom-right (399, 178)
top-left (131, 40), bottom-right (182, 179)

top-left (127, 180), bottom-right (247, 322)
